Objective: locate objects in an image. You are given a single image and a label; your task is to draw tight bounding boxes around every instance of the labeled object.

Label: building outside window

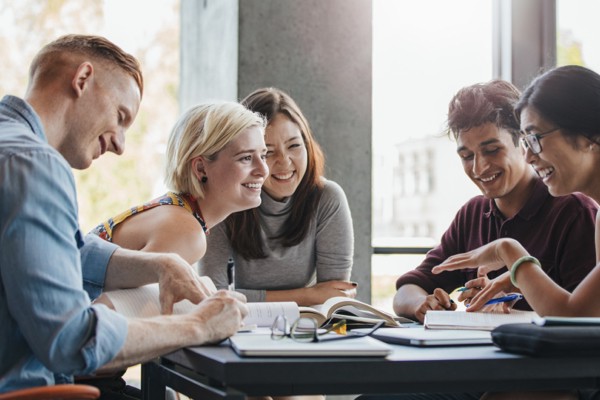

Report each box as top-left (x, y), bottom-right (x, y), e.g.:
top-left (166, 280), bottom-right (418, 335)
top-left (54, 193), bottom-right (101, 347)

top-left (372, 0), bottom-right (493, 311)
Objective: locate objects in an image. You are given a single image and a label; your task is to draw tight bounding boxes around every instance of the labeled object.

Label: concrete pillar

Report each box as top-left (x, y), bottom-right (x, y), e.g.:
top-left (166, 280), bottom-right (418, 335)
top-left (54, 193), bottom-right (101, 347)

top-left (180, 0), bottom-right (239, 109)
top-left (181, 0), bottom-right (373, 302)
top-left (493, 0), bottom-right (556, 89)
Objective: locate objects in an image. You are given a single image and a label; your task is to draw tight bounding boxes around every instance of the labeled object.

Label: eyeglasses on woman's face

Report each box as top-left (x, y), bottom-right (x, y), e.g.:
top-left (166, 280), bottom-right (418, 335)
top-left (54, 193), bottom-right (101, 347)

top-left (519, 127), bottom-right (560, 155)
top-left (270, 315), bottom-right (384, 343)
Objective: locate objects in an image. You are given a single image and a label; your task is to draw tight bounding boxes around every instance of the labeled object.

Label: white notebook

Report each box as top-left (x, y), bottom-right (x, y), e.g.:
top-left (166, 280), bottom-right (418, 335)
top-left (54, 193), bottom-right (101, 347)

top-left (229, 333), bottom-right (393, 357)
top-left (424, 310), bottom-right (538, 331)
top-left (101, 282), bottom-right (300, 329)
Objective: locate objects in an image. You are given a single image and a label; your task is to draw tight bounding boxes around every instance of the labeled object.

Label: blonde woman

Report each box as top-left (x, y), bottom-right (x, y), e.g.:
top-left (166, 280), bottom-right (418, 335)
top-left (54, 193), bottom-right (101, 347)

top-left (92, 102), bottom-right (268, 265)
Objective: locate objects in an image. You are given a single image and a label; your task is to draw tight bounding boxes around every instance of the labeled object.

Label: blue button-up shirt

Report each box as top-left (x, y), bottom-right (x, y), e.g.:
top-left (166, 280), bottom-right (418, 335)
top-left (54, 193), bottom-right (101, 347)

top-left (0, 95), bottom-right (128, 392)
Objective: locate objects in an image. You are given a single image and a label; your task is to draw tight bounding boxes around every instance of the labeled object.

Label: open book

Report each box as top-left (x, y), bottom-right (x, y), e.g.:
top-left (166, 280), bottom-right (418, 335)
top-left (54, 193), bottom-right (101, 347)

top-left (424, 310), bottom-right (539, 331)
top-left (100, 282), bottom-right (413, 329)
top-left (300, 296), bottom-right (416, 327)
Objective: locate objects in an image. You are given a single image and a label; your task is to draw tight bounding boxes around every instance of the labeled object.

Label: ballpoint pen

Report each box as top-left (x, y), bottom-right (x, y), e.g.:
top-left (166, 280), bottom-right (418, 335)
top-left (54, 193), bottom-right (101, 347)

top-left (482, 293), bottom-right (524, 306)
top-left (455, 286), bottom-right (483, 293)
top-left (227, 258), bottom-right (235, 291)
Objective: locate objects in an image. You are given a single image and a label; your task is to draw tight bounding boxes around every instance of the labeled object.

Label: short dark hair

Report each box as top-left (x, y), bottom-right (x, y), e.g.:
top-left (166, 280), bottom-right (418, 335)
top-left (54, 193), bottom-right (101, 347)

top-left (515, 65), bottom-right (600, 144)
top-left (30, 34), bottom-right (144, 97)
top-left (447, 80), bottom-right (521, 145)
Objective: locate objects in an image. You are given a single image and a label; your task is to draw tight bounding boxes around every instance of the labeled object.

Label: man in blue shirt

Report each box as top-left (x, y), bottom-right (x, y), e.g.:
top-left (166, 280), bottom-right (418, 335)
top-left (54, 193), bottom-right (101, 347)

top-left (0, 34), bottom-right (248, 394)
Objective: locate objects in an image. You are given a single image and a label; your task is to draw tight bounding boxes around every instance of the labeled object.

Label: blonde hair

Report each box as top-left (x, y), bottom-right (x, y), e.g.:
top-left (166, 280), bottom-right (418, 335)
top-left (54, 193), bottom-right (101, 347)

top-left (164, 102), bottom-right (266, 198)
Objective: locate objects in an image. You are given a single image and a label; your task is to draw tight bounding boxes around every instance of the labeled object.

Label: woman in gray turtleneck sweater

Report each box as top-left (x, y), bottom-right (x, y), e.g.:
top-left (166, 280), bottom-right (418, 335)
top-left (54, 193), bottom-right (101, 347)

top-left (200, 87), bottom-right (355, 305)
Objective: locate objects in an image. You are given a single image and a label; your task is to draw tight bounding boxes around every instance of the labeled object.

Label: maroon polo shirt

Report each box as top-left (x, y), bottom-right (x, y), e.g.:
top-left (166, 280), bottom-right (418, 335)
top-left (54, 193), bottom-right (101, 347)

top-left (396, 178), bottom-right (598, 310)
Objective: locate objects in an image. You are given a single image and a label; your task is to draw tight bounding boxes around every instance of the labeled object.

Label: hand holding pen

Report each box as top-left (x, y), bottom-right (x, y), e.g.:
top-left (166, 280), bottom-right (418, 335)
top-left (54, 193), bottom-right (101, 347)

top-left (481, 293), bottom-right (523, 306)
top-left (454, 273), bottom-right (493, 304)
top-left (461, 271), bottom-right (521, 312)
top-left (462, 291), bottom-right (523, 312)
top-left (413, 288), bottom-right (457, 323)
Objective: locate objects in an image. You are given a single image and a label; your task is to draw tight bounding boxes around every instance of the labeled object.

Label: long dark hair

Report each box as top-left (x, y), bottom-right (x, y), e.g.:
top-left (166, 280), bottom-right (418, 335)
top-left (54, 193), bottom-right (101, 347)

top-left (515, 65), bottom-right (600, 144)
top-left (227, 88), bottom-right (325, 259)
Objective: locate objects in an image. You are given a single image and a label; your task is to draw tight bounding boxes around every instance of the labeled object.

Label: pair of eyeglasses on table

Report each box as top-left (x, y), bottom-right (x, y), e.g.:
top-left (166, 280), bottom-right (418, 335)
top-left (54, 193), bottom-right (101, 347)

top-left (271, 315), bottom-right (385, 343)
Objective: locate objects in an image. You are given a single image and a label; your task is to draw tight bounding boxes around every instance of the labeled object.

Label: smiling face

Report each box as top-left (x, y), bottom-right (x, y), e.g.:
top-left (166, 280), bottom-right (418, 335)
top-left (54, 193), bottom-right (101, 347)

top-left (520, 106), bottom-right (597, 197)
top-left (62, 67), bottom-right (141, 169)
top-left (457, 122), bottom-right (534, 206)
top-left (262, 113), bottom-right (308, 201)
top-left (201, 125), bottom-right (268, 213)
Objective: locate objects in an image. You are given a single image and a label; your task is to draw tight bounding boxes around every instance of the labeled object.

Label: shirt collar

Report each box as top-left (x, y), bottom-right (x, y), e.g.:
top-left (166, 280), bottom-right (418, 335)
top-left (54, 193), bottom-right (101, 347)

top-left (484, 178), bottom-right (548, 221)
top-left (1, 95), bottom-right (47, 143)
top-left (260, 190), bottom-right (293, 216)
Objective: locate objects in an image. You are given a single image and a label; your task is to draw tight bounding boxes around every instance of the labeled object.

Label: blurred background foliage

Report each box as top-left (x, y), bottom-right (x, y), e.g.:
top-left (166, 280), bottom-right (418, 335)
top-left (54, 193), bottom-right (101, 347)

top-left (0, 0), bottom-right (180, 232)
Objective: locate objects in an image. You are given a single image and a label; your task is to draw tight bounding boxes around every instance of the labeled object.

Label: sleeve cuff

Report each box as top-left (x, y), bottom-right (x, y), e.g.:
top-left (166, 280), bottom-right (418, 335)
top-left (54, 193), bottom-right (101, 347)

top-left (79, 305), bottom-right (128, 375)
top-left (81, 234), bottom-right (119, 300)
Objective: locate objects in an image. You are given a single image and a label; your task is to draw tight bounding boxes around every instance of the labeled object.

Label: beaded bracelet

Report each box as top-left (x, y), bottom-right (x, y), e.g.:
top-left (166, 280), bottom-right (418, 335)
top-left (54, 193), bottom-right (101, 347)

top-left (510, 256), bottom-right (541, 288)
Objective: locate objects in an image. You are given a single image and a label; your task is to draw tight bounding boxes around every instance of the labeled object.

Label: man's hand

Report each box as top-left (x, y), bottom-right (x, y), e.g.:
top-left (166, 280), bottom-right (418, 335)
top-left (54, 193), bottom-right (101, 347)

top-left (102, 289), bottom-right (248, 371)
top-left (105, 248), bottom-right (216, 314)
top-left (157, 254), bottom-right (217, 314)
top-left (414, 288), bottom-right (457, 323)
top-left (192, 290), bottom-right (248, 344)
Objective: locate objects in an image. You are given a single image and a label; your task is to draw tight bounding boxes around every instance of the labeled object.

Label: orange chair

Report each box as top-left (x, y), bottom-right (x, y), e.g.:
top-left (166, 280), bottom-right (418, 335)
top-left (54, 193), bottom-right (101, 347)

top-left (0, 383), bottom-right (100, 400)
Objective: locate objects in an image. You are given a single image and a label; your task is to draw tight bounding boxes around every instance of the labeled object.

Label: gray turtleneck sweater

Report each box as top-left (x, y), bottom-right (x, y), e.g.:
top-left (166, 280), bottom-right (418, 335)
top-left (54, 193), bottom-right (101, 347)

top-left (199, 178), bottom-right (354, 302)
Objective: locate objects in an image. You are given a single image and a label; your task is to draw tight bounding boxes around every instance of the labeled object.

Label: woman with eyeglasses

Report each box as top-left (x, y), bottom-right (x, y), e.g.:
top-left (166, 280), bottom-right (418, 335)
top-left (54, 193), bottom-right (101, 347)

top-left (432, 65), bottom-right (600, 400)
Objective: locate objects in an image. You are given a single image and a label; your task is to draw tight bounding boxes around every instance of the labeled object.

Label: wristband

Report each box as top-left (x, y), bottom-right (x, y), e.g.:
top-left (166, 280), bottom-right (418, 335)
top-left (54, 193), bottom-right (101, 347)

top-left (510, 256), bottom-right (541, 288)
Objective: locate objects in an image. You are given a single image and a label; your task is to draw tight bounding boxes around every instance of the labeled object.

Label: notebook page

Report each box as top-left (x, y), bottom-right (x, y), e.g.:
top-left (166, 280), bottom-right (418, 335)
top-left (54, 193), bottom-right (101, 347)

top-left (104, 283), bottom-right (299, 327)
top-left (425, 310), bottom-right (538, 330)
top-left (106, 283), bottom-right (196, 317)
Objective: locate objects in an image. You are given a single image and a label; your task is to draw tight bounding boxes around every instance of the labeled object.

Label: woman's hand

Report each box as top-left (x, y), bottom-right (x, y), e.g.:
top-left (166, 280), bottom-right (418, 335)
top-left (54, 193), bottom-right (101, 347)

top-left (302, 280), bottom-right (357, 305)
top-left (432, 241), bottom-right (506, 276)
top-left (465, 271), bottom-right (520, 312)
top-left (458, 272), bottom-right (515, 305)
top-left (432, 239), bottom-right (528, 312)
top-left (456, 274), bottom-right (490, 305)
top-left (432, 238), bottom-right (528, 276)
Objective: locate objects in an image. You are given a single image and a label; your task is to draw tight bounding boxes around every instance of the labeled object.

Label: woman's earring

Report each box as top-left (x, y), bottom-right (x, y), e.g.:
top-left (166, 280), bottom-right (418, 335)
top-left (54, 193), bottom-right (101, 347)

top-left (201, 176), bottom-right (208, 183)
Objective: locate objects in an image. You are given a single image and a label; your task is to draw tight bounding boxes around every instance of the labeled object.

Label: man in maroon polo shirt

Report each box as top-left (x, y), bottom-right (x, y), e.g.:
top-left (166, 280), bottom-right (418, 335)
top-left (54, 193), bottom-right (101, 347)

top-left (393, 80), bottom-right (598, 323)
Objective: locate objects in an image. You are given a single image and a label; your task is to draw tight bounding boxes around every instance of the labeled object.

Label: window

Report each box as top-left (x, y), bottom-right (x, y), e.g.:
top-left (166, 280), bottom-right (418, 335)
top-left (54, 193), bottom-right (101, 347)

top-left (557, 0), bottom-right (600, 71)
top-left (372, 0), bottom-right (493, 311)
top-left (0, 0), bottom-right (180, 232)
top-left (0, 0), bottom-right (179, 388)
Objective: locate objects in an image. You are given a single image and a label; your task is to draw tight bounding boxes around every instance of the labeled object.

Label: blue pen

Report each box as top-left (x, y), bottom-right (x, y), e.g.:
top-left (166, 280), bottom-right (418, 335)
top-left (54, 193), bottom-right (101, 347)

top-left (456, 286), bottom-right (484, 292)
top-left (483, 293), bottom-right (524, 306)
